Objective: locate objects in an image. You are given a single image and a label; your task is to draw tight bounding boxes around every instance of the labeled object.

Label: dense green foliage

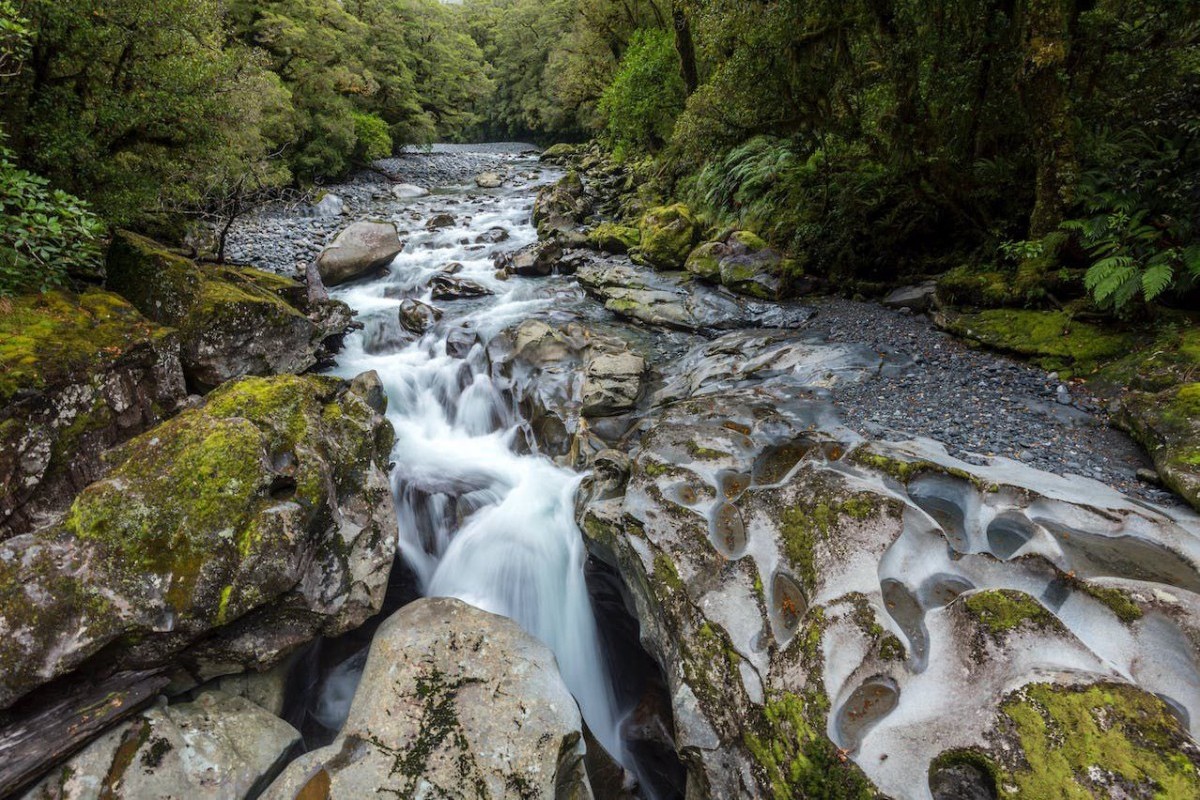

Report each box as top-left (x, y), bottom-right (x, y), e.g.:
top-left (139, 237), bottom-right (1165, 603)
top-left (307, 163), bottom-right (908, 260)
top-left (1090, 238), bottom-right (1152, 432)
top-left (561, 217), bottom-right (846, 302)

top-left (598, 29), bottom-right (685, 157)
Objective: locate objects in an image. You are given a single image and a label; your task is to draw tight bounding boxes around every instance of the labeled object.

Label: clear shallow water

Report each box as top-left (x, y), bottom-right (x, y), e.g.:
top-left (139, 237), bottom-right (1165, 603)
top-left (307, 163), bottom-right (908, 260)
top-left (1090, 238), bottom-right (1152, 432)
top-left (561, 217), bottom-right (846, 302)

top-left (325, 158), bottom-right (627, 762)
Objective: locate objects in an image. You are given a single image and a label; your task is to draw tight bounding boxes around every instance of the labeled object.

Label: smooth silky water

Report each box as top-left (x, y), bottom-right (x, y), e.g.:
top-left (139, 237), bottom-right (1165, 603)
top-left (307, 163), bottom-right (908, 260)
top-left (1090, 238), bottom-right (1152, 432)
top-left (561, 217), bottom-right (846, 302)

top-left (319, 154), bottom-right (630, 771)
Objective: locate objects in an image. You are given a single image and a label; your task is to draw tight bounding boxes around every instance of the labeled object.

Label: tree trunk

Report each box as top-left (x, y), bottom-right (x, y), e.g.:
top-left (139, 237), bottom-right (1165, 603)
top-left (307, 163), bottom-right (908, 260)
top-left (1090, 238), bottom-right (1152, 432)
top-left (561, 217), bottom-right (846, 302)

top-left (1017, 0), bottom-right (1079, 237)
top-left (671, 2), bottom-right (699, 96)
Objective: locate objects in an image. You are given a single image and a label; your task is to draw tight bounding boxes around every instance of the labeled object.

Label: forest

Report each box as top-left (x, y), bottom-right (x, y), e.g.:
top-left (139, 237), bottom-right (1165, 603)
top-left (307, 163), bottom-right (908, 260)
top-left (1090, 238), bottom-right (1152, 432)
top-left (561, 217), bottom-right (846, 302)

top-left (3, 2), bottom-right (1200, 800)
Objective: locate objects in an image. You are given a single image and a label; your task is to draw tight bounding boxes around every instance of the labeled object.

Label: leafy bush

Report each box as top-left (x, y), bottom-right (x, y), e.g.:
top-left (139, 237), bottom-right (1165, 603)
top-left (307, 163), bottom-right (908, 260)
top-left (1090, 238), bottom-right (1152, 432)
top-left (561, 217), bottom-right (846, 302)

top-left (598, 28), bottom-right (685, 157)
top-left (352, 112), bottom-right (395, 163)
top-left (0, 140), bottom-right (104, 296)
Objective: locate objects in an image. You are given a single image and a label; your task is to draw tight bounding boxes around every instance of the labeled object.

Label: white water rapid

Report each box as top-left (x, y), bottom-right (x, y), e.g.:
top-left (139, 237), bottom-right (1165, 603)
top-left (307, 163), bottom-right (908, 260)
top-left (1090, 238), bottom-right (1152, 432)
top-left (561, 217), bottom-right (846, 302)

top-left (326, 149), bottom-right (626, 762)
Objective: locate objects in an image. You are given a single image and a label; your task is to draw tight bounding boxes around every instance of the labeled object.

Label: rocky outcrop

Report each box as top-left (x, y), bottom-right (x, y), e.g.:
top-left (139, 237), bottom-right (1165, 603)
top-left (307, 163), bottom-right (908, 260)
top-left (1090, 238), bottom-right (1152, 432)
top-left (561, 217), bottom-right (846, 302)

top-left (534, 171), bottom-right (593, 239)
top-left (630, 204), bottom-right (699, 271)
top-left (0, 373), bottom-right (396, 717)
top-left (685, 231), bottom-right (792, 300)
top-left (107, 231), bottom-right (352, 393)
top-left (261, 597), bottom-right (594, 800)
top-left (575, 327), bottom-right (1200, 798)
top-left (0, 290), bottom-right (187, 540)
top-left (1122, 384), bottom-right (1200, 510)
top-left (21, 691), bottom-right (301, 800)
top-left (315, 220), bottom-right (404, 286)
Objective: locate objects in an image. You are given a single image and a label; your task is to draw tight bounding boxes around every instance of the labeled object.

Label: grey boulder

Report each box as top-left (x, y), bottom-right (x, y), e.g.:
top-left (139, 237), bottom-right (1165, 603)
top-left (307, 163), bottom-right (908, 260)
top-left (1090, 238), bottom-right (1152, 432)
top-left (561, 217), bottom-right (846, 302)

top-left (316, 221), bottom-right (404, 287)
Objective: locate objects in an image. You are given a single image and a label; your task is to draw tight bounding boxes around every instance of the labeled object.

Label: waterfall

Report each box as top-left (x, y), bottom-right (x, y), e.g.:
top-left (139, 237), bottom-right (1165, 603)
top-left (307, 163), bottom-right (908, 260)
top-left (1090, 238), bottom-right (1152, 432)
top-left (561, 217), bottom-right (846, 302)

top-left (327, 155), bottom-right (626, 762)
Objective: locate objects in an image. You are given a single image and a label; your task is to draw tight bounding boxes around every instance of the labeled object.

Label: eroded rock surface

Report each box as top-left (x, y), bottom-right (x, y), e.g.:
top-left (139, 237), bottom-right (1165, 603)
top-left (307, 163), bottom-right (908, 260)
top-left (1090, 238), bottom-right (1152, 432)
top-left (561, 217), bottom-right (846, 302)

top-left (261, 597), bottom-right (593, 800)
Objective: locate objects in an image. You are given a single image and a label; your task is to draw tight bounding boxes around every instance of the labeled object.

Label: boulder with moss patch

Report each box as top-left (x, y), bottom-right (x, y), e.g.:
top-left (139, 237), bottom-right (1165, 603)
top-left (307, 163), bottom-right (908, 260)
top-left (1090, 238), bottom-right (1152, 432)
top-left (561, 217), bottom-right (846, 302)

top-left (1122, 383), bottom-right (1200, 510)
top-left (587, 222), bottom-right (641, 254)
top-left (0, 373), bottom-right (395, 712)
top-left (261, 597), bottom-right (594, 800)
top-left (106, 231), bottom-right (352, 393)
top-left (533, 171), bottom-right (593, 240)
top-left (20, 690), bottom-right (301, 800)
top-left (0, 290), bottom-right (187, 540)
top-left (631, 204), bottom-right (700, 271)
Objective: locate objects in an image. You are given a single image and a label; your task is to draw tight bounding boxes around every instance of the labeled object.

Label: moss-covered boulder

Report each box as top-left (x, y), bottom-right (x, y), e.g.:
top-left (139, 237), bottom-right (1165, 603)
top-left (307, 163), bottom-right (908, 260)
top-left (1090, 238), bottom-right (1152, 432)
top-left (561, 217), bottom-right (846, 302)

top-left (0, 373), bottom-right (396, 711)
top-left (936, 309), bottom-right (1137, 376)
top-left (932, 682), bottom-right (1200, 799)
top-left (1123, 383), bottom-right (1200, 510)
top-left (586, 222), bottom-right (641, 254)
top-left (683, 230), bottom-right (789, 298)
top-left (684, 241), bottom-right (725, 282)
top-left (0, 290), bottom-right (187, 539)
top-left (631, 204), bottom-right (700, 270)
top-left (106, 231), bottom-right (351, 393)
top-left (533, 171), bottom-right (593, 240)
top-left (539, 142), bottom-right (581, 165)
top-left (261, 598), bottom-right (592, 800)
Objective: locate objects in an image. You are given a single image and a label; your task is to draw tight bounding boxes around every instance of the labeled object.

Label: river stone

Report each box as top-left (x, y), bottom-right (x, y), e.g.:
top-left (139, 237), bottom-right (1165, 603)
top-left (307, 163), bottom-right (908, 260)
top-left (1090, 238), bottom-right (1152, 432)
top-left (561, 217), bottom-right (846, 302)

top-left (107, 231), bottom-right (352, 393)
top-left (21, 691), bottom-right (301, 800)
top-left (883, 282), bottom-right (938, 313)
top-left (0, 290), bottom-right (187, 540)
top-left (426, 213), bottom-right (456, 230)
top-left (398, 298), bottom-right (443, 335)
top-left (533, 171), bottom-right (592, 239)
top-left (391, 183), bottom-right (430, 199)
top-left (316, 221), bottom-right (404, 287)
top-left (501, 240), bottom-right (563, 277)
top-left (476, 226), bottom-right (510, 244)
top-left (312, 193), bottom-right (345, 218)
top-left (0, 373), bottom-right (396, 712)
top-left (475, 171), bottom-right (504, 189)
top-left (429, 274), bottom-right (494, 301)
top-left (581, 351), bottom-right (645, 418)
top-left (260, 597), bottom-right (594, 800)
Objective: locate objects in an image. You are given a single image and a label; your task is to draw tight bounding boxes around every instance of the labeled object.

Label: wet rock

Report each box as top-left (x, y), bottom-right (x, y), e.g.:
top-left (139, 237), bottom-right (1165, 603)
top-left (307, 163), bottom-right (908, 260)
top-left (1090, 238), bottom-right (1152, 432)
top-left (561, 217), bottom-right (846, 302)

top-left (211, 660), bottom-right (292, 717)
top-left (882, 281), bottom-right (937, 313)
top-left (500, 240), bottom-right (563, 277)
top-left (261, 598), bottom-right (593, 800)
top-left (1122, 384), bottom-right (1200, 511)
top-left (475, 226), bottom-right (510, 244)
top-left (21, 691), bottom-right (300, 800)
top-left (539, 143), bottom-right (580, 165)
top-left (533, 171), bottom-right (592, 239)
top-left (0, 290), bottom-right (187, 540)
top-left (426, 212), bottom-right (457, 230)
top-left (581, 351), bottom-right (645, 418)
top-left (107, 231), bottom-right (351, 393)
top-left (398, 298), bottom-right (443, 335)
top-left (391, 183), bottom-right (430, 199)
top-left (474, 171), bottom-right (504, 189)
top-left (429, 274), bottom-right (494, 301)
top-left (631, 204), bottom-right (699, 271)
top-left (0, 373), bottom-right (396, 712)
top-left (587, 223), bottom-right (640, 254)
top-left (315, 221), bottom-right (404, 286)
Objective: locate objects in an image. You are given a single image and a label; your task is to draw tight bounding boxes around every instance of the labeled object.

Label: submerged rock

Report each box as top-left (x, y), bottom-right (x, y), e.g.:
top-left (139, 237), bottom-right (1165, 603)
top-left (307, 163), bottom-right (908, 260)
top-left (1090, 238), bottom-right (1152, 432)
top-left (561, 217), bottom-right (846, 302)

top-left (0, 373), bottom-right (396, 712)
top-left (261, 597), bottom-right (593, 800)
top-left (107, 231), bottom-right (351, 393)
top-left (315, 221), bottom-right (404, 286)
top-left (398, 298), bottom-right (442, 335)
top-left (0, 290), bottom-right (187, 539)
top-left (429, 274), bottom-right (494, 301)
top-left (21, 691), bottom-right (300, 800)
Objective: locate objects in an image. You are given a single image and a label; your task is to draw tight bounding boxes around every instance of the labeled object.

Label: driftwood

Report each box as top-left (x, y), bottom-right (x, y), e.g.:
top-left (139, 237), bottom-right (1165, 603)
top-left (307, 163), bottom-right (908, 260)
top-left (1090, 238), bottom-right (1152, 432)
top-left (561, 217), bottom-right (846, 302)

top-left (0, 669), bottom-right (169, 797)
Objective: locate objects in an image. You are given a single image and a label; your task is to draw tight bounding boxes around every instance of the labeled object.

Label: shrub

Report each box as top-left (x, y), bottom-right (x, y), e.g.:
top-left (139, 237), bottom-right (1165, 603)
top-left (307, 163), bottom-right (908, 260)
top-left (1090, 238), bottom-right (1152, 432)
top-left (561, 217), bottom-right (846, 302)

top-left (352, 112), bottom-right (394, 163)
top-left (0, 139), bottom-right (104, 296)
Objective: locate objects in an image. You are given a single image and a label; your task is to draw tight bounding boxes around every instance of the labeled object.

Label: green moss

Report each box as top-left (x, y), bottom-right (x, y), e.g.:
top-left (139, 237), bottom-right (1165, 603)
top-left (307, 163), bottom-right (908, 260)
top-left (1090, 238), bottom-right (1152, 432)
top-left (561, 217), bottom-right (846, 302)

top-left (780, 494), bottom-right (883, 592)
top-left (633, 203), bottom-right (699, 270)
top-left (653, 551), bottom-right (684, 594)
top-left (941, 310), bottom-right (1136, 374)
top-left (846, 592), bottom-right (907, 662)
top-left (937, 266), bottom-right (1019, 308)
top-left (1077, 582), bottom-right (1143, 624)
top-left (686, 440), bottom-right (732, 460)
top-left (730, 230), bottom-right (768, 251)
top-left (684, 241), bottom-right (724, 282)
top-left (994, 683), bottom-right (1200, 799)
top-left (0, 289), bottom-right (169, 404)
top-left (962, 589), bottom-right (1057, 641)
top-left (587, 223), bottom-right (641, 254)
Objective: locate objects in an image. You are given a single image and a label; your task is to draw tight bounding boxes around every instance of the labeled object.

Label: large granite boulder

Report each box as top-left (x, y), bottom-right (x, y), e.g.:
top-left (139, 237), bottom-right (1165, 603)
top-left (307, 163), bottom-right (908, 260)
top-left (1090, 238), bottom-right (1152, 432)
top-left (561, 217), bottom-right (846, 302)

top-left (261, 597), bottom-right (594, 800)
top-left (0, 373), bottom-right (396, 717)
top-left (533, 171), bottom-right (593, 239)
top-left (106, 231), bottom-right (352, 393)
top-left (0, 290), bottom-right (187, 540)
top-left (315, 221), bottom-right (404, 286)
top-left (21, 691), bottom-right (300, 800)
top-left (576, 328), bottom-right (1200, 798)
top-left (631, 204), bottom-right (699, 271)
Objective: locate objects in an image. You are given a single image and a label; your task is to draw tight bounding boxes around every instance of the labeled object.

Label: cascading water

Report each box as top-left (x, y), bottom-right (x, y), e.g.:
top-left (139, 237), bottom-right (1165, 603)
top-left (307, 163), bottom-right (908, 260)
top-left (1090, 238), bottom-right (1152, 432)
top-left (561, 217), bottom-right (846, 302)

top-left (325, 149), bottom-right (626, 764)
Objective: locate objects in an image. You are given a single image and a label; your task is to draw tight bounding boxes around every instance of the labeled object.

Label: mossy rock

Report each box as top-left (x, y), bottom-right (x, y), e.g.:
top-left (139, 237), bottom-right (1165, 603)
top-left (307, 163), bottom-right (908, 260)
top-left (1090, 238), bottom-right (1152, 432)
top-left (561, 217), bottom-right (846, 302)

top-left (936, 266), bottom-right (1020, 309)
top-left (0, 289), bottom-right (186, 539)
top-left (106, 231), bottom-right (339, 392)
top-left (957, 682), bottom-right (1200, 799)
top-left (533, 171), bottom-right (593, 239)
top-left (539, 143), bottom-right (580, 164)
top-left (938, 309), bottom-right (1137, 375)
top-left (586, 222), bottom-right (640, 254)
top-left (0, 373), bottom-right (395, 709)
top-left (685, 241), bottom-right (725, 282)
top-left (1122, 383), bottom-right (1200, 511)
top-left (631, 204), bottom-right (700, 271)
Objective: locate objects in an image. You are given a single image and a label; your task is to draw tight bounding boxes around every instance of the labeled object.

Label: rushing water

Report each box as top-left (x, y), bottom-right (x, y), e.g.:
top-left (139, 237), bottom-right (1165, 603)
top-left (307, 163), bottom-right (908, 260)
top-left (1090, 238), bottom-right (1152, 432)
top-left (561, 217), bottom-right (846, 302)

top-left (325, 152), bottom-right (627, 763)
